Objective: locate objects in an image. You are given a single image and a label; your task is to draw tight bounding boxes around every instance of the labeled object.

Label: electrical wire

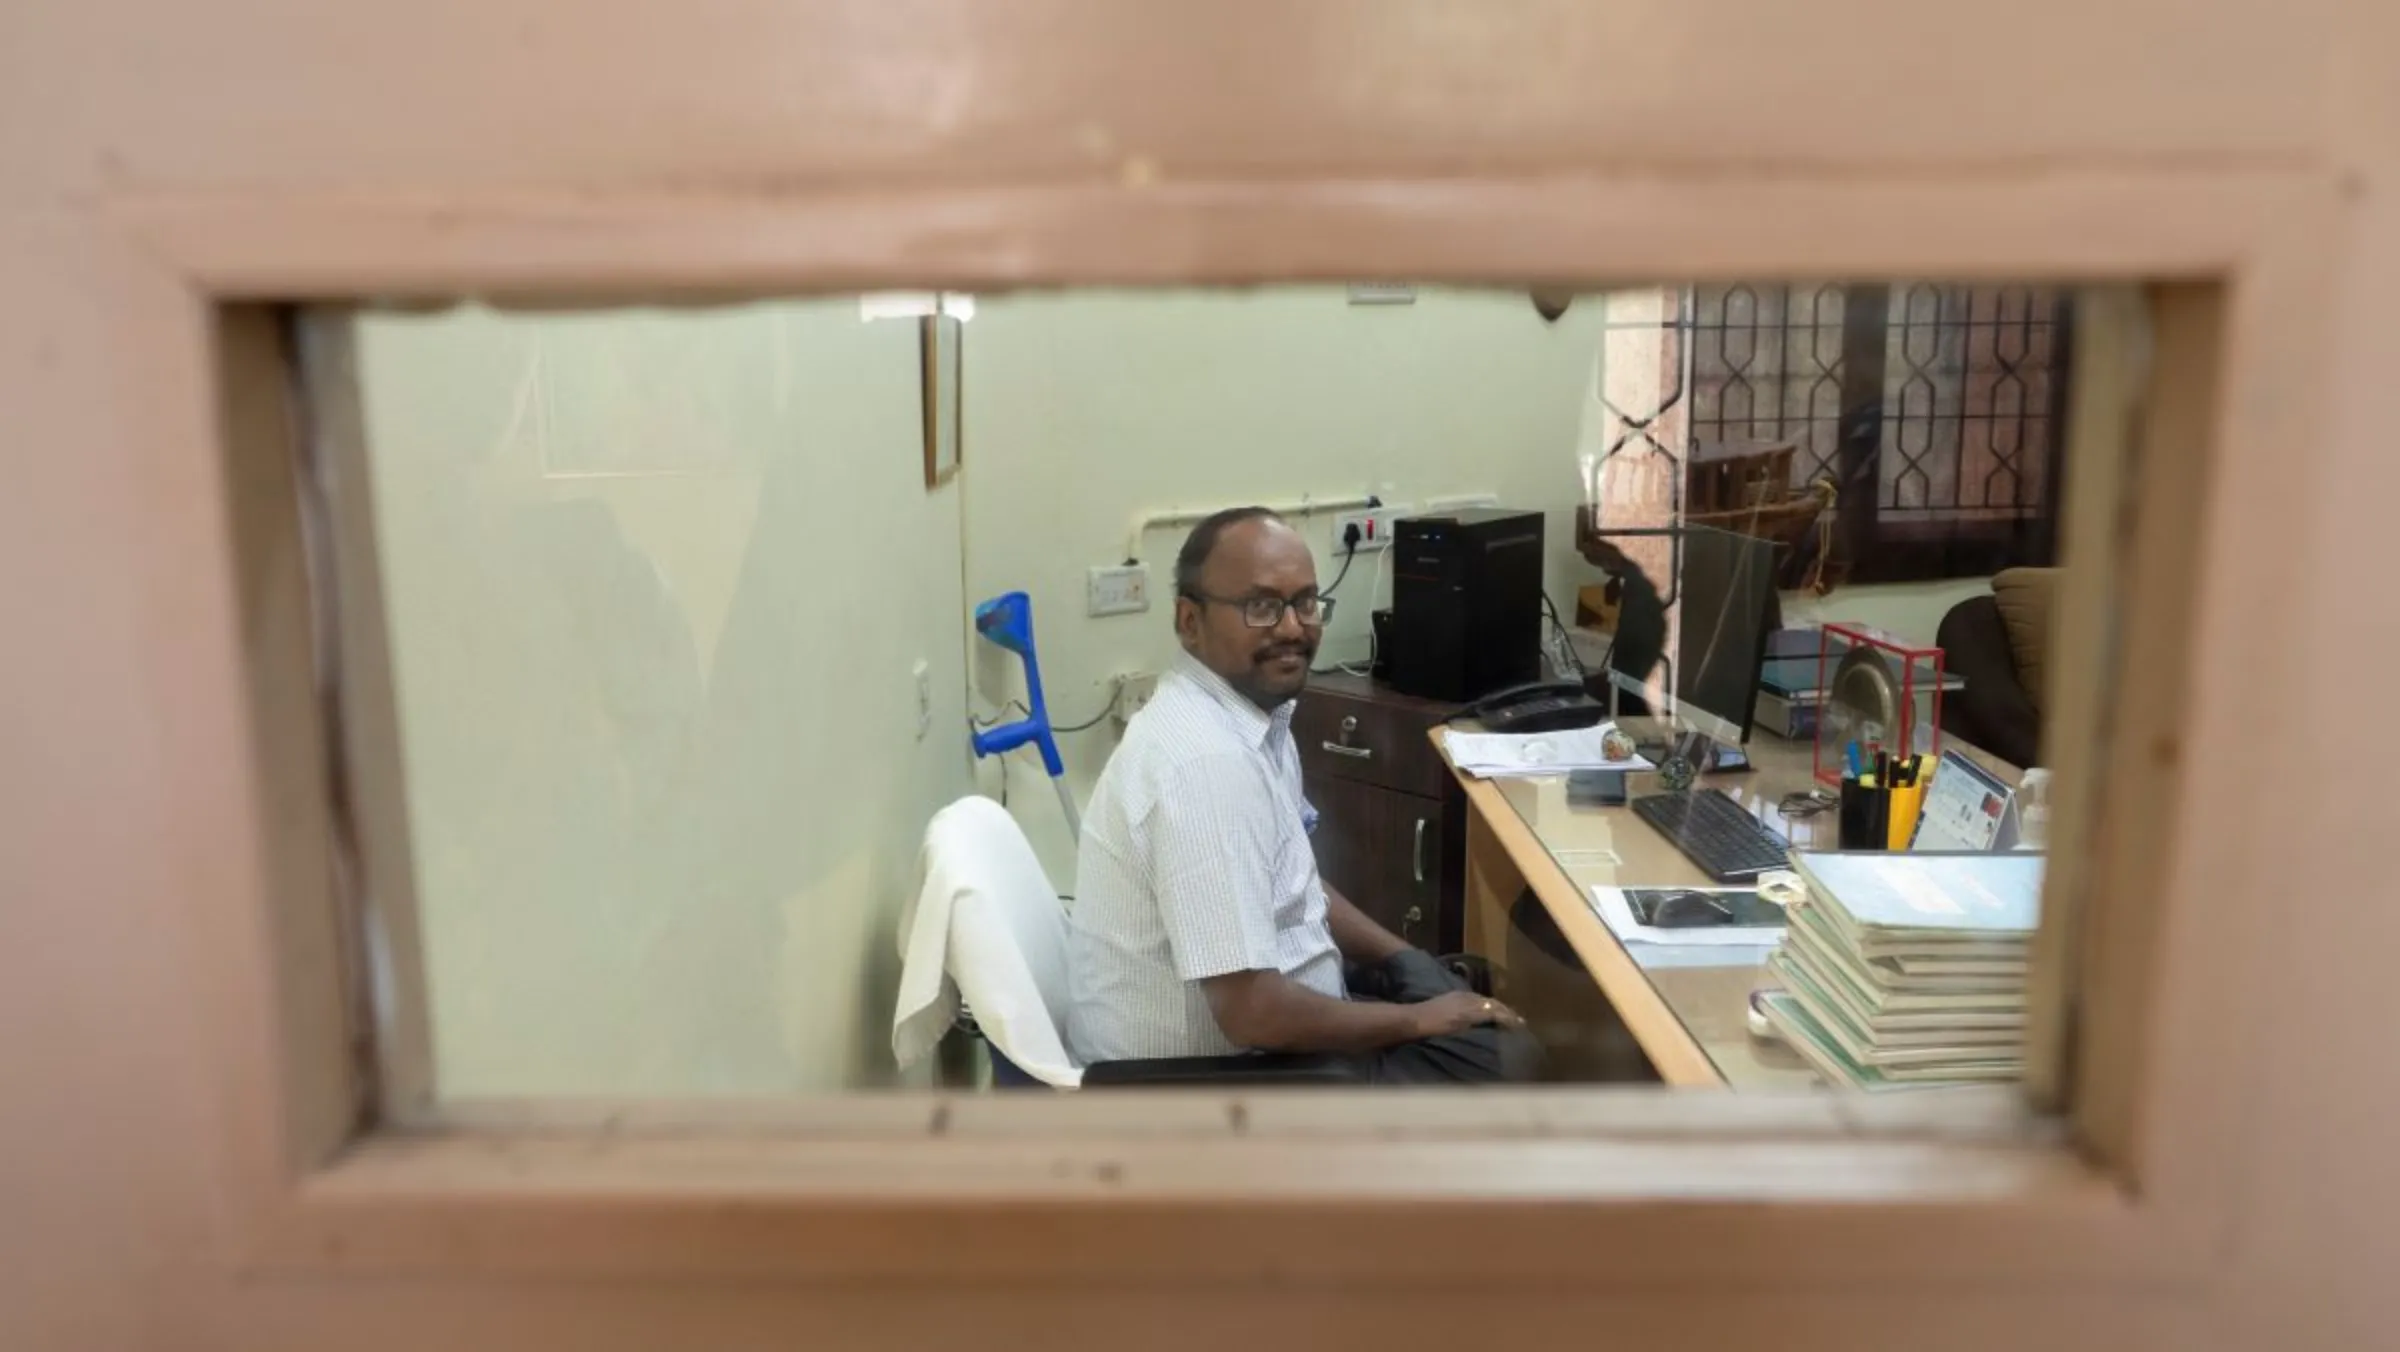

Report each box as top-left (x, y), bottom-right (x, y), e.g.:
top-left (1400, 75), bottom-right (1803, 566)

top-left (1321, 535), bottom-right (1358, 597)
top-left (1319, 533), bottom-right (1392, 678)
top-left (1335, 541), bottom-right (1394, 678)
top-left (969, 699), bottom-right (1032, 730)
top-left (987, 696), bottom-right (1111, 808)
top-left (976, 691), bottom-right (1109, 808)
top-left (1305, 535), bottom-right (1363, 672)
top-left (1541, 591), bottom-right (1589, 680)
top-left (971, 693), bottom-right (1111, 736)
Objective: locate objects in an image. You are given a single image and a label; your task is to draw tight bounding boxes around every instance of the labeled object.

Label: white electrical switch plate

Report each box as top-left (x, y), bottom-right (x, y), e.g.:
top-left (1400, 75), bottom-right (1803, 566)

top-left (1331, 505), bottom-right (1408, 553)
top-left (912, 660), bottom-right (933, 739)
top-left (1087, 564), bottom-right (1150, 617)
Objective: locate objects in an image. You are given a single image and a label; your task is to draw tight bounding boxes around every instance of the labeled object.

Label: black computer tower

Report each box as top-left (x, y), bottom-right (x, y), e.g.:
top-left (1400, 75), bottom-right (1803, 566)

top-left (1387, 508), bottom-right (1545, 701)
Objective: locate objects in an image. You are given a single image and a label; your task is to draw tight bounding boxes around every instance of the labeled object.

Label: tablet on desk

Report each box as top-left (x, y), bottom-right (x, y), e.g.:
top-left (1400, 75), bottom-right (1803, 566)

top-left (1908, 749), bottom-right (2023, 852)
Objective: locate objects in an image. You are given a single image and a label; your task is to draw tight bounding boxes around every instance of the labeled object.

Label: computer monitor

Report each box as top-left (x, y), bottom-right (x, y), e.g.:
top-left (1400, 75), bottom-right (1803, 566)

top-left (1603, 525), bottom-right (1780, 746)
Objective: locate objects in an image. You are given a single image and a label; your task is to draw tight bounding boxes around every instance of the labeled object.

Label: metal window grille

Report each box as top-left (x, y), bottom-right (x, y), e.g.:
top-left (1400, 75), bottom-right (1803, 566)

top-left (1685, 283), bottom-right (2072, 580)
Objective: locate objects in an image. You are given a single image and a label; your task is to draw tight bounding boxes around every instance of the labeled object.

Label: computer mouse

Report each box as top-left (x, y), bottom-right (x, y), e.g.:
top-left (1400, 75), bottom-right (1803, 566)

top-left (1747, 989), bottom-right (1778, 1039)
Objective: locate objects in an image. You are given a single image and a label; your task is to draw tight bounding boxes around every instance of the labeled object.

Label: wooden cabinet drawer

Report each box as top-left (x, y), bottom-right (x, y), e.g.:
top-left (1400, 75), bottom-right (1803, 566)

top-left (1292, 677), bottom-right (1453, 799)
top-left (1308, 776), bottom-right (1450, 952)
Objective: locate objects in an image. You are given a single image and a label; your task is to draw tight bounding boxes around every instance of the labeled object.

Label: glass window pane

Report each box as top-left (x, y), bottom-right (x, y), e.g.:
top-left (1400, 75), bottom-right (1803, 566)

top-left (308, 284), bottom-right (2104, 1104)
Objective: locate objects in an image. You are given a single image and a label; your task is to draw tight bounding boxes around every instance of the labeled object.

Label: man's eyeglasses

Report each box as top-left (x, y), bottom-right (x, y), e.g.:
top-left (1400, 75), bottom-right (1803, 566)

top-left (1182, 590), bottom-right (1336, 629)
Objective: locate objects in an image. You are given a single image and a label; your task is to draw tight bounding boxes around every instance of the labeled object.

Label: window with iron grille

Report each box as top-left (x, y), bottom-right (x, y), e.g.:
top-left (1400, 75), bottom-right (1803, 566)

top-left (1687, 283), bottom-right (2072, 584)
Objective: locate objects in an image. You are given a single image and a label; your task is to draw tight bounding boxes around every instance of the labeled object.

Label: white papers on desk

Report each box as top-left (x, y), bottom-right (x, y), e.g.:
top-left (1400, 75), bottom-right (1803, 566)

top-left (1590, 886), bottom-right (1788, 949)
top-left (1445, 724), bottom-right (1652, 779)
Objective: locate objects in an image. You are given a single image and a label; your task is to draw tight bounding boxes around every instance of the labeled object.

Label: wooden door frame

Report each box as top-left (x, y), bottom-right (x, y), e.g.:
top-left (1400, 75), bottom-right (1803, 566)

top-left (112, 163), bottom-right (2334, 1292)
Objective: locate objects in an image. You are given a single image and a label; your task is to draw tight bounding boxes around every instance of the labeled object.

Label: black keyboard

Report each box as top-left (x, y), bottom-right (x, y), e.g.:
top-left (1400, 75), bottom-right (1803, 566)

top-left (1630, 789), bottom-right (1791, 882)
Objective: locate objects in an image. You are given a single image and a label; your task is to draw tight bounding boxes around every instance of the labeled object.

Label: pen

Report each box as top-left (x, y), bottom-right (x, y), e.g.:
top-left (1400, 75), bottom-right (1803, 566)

top-left (1846, 741), bottom-right (1864, 778)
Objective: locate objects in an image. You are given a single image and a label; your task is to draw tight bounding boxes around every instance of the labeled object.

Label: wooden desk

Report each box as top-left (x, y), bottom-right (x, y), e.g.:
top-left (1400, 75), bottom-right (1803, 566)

top-left (1436, 726), bottom-right (2016, 1088)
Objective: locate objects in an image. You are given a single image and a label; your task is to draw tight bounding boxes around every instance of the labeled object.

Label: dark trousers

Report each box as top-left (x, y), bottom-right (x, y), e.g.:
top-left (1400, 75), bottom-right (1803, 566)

top-left (1346, 950), bottom-right (1544, 1085)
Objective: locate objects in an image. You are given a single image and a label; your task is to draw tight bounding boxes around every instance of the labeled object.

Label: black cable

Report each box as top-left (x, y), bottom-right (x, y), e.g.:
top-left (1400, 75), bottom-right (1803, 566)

top-left (1321, 536), bottom-right (1358, 597)
top-left (1540, 592), bottom-right (1588, 679)
top-left (975, 695), bottom-right (1110, 734)
top-left (1310, 536), bottom-right (1364, 675)
top-left (980, 692), bottom-right (1103, 810)
top-left (969, 699), bottom-right (1032, 730)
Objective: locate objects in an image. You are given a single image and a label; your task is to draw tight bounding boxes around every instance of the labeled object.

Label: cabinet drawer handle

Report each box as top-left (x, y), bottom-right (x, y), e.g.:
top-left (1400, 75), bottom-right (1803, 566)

top-left (1322, 714), bottom-right (1373, 759)
top-left (1413, 818), bottom-right (1427, 882)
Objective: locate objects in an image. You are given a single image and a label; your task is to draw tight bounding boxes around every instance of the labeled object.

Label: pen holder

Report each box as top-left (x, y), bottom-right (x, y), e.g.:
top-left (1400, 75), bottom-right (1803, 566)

top-left (1838, 778), bottom-right (1890, 851)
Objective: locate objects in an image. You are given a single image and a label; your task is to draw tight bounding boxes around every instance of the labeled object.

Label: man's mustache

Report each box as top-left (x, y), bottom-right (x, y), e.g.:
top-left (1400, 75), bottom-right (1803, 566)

top-left (1255, 641), bottom-right (1315, 662)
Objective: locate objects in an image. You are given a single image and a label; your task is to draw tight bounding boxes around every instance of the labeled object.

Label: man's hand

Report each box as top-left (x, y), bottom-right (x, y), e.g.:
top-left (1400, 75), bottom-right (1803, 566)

top-left (1409, 991), bottom-right (1526, 1039)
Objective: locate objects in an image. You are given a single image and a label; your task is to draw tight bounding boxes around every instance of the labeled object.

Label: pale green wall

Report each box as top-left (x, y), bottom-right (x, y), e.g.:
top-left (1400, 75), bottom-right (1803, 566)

top-left (351, 301), bottom-right (972, 1096)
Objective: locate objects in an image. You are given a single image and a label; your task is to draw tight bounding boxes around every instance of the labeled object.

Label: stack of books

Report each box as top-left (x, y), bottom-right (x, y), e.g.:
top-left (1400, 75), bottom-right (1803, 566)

top-left (1758, 851), bottom-right (2043, 1090)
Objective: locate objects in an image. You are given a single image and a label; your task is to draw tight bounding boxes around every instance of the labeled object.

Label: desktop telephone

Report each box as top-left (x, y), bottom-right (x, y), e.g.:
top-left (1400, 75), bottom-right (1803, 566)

top-left (1452, 680), bottom-right (1608, 735)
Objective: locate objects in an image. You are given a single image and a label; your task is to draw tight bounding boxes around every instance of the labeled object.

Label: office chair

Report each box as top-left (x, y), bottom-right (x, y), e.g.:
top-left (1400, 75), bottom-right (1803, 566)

top-left (1935, 568), bottom-right (2057, 770)
top-left (899, 797), bottom-right (1363, 1089)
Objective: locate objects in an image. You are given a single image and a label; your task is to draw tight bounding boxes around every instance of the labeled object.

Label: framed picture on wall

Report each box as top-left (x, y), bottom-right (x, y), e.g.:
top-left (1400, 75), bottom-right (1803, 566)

top-left (921, 313), bottom-right (962, 488)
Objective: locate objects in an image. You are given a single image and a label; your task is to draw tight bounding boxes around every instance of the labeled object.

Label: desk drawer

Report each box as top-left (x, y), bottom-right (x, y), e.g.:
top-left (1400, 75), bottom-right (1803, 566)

top-left (1294, 688), bottom-right (1449, 798)
top-left (1308, 776), bottom-right (1450, 950)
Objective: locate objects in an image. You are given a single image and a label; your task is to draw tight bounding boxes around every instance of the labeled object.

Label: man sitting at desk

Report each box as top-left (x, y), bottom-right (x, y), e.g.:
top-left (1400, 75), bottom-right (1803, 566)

top-left (1065, 507), bottom-right (1541, 1083)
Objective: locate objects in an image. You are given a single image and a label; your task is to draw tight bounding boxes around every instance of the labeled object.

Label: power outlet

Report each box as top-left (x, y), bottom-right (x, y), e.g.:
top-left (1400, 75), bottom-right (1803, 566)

top-left (1331, 505), bottom-right (1407, 553)
top-left (1087, 563), bottom-right (1150, 617)
top-left (1114, 670), bottom-right (1159, 724)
